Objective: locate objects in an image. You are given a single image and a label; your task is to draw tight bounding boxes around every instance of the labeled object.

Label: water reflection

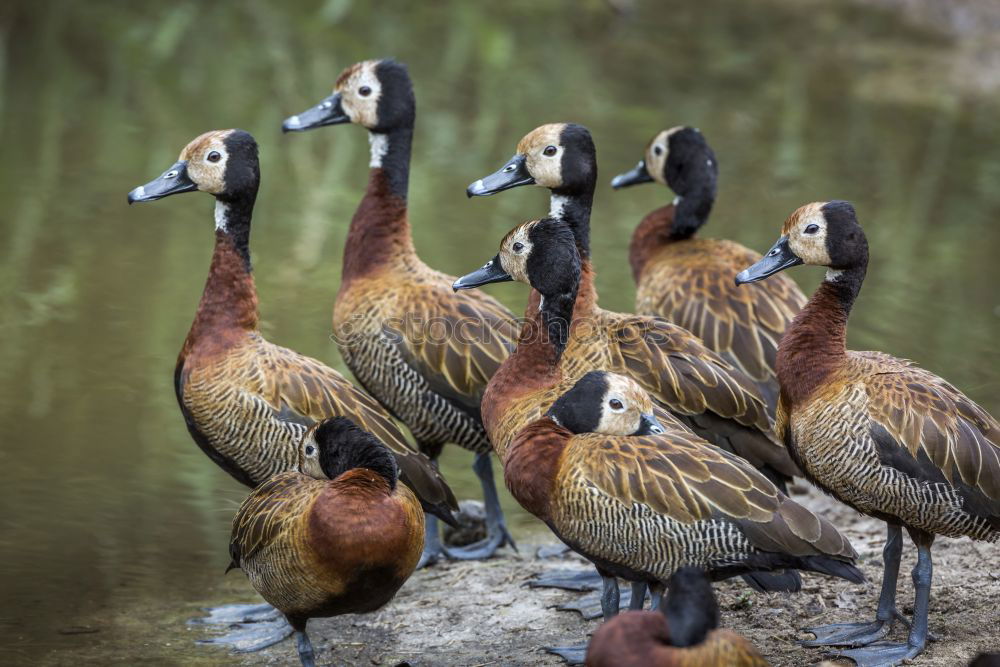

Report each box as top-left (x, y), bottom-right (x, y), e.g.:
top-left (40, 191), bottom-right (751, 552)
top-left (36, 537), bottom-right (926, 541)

top-left (1, 0), bottom-right (998, 659)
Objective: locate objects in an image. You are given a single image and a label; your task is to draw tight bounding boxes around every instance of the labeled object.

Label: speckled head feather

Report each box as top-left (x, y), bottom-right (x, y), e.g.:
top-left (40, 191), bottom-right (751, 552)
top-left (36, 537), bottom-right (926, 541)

top-left (780, 200), bottom-right (867, 271)
top-left (515, 123), bottom-right (596, 195)
top-left (332, 59), bottom-right (414, 132)
top-left (643, 126), bottom-right (684, 187)
top-left (179, 129), bottom-right (259, 200)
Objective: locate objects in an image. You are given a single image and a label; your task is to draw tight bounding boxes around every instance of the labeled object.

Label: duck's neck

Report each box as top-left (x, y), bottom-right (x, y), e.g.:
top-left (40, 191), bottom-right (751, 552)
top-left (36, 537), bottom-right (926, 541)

top-left (484, 281), bottom-right (577, 424)
top-left (341, 127), bottom-right (417, 282)
top-left (549, 187), bottom-right (593, 261)
top-left (776, 265), bottom-right (865, 406)
top-left (629, 203), bottom-right (675, 281)
top-left (669, 184), bottom-right (714, 240)
top-left (185, 196), bottom-right (260, 350)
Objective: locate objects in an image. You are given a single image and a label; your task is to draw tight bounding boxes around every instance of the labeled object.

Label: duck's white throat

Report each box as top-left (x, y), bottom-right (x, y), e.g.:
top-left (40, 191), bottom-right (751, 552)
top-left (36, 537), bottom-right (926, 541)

top-left (550, 194), bottom-right (570, 219)
top-left (369, 132), bottom-right (389, 168)
top-left (215, 201), bottom-right (230, 231)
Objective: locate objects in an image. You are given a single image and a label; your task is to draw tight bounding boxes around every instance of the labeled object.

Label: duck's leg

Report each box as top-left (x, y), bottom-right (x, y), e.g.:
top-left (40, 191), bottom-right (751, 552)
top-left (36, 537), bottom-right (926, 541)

top-left (599, 571), bottom-right (621, 621)
top-left (648, 582), bottom-right (665, 612)
top-left (628, 581), bottom-right (648, 610)
top-left (802, 522), bottom-right (907, 648)
top-left (446, 452), bottom-right (517, 560)
top-left (191, 602), bottom-right (293, 652)
top-left (417, 515), bottom-right (445, 568)
top-left (416, 451), bottom-right (449, 568)
top-left (834, 535), bottom-right (934, 667)
top-left (295, 629), bottom-right (316, 667)
top-left (545, 569), bottom-right (616, 665)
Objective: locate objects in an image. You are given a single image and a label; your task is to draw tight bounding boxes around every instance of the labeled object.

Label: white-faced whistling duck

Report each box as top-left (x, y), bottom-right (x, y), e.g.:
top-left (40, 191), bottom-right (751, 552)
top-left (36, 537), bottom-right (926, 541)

top-left (586, 567), bottom-right (770, 667)
top-left (228, 417), bottom-right (424, 667)
top-left (610, 127), bottom-right (807, 414)
top-left (127, 130), bottom-right (455, 649)
top-left (454, 219), bottom-right (862, 661)
top-left (282, 60), bottom-right (519, 564)
top-left (736, 201), bottom-right (1000, 666)
top-left (466, 124), bottom-right (800, 497)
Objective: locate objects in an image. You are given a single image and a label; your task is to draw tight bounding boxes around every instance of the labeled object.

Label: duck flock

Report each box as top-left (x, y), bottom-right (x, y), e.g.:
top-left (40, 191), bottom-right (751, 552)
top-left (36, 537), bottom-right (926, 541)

top-left (126, 59), bottom-right (1000, 667)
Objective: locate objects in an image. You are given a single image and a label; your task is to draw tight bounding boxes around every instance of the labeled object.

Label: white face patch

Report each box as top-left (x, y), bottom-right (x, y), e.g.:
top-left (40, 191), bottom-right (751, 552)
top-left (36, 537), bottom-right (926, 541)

top-left (786, 211), bottom-right (832, 266)
top-left (592, 374), bottom-right (655, 436)
top-left (369, 132), bottom-right (389, 168)
top-left (214, 200), bottom-right (230, 231)
top-left (498, 224), bottom-right (535, 284)
top-left (338, 61), bottom-right (383, 129)
top-left (184, 140), bottom-right (229, 195)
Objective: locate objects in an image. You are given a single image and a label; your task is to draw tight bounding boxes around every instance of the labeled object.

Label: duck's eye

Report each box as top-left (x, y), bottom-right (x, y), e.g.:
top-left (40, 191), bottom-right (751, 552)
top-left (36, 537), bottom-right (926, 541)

top-left (359, 86), bottom-right (372, 97)
top-left (609, 398), bottom-right (624, 411)
top-left (207, 151), bottom-right (221, 163)
top-left (512, 242), bottom-right (524, 253)
top-left (543, 145), bottom-right (557, 157)
top-left (804, 224), bottom-right (820, 234)
top-left (305, 445), bottom-right (315, 456)
top-left (653, 145), bottom-right (663, 156)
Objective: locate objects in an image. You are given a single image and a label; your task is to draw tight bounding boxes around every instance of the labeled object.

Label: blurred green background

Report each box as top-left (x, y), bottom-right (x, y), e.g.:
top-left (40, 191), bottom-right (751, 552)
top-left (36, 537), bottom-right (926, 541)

top-left (1, 0), bottom-right (998, 662)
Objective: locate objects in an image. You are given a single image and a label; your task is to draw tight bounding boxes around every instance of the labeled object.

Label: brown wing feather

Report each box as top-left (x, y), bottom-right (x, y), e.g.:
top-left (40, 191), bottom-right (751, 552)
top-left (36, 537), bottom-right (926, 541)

top-left (637, 238), bottom-right (806, 406)
top-left (858, 351), bottom-right (1000, 501)
top-left (569, 431), bottom-right (779, 524)
top-left (567, 432), bottom-right (855, 559)
top-left (389, 274), bottom-right (518, 413)
top-left (230, 471), bottom-right (315, 569)
top-left (605, 314), bottom-right (773, 435)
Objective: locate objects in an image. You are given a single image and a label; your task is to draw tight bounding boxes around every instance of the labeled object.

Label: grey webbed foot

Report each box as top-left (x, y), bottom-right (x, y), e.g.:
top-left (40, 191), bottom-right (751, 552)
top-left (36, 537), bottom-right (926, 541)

top-left (545, 643), bottom-right (588, 664)
top-left (801, 620), bottom-right (894, 648)
top-left (832, 640), bottom-right (925, 666)
top-left (529, 568), bottom-right (603, 591)
top-left (192, 603), bottom-right (293, 652)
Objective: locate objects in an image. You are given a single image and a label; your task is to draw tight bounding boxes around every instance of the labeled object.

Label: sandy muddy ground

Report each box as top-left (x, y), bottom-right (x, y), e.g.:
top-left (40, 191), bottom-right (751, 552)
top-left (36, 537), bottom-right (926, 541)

top-left (45, 487), bottom-right (997, 666)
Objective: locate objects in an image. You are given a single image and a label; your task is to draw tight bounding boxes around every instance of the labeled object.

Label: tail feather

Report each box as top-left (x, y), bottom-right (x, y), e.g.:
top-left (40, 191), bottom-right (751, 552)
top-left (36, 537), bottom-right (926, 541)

top-left (797, 555), bottom-right (865, 584)
top-left (420, 498), bottom-right (460, 528)
top-left (741, 569), bottom-right (801, 593)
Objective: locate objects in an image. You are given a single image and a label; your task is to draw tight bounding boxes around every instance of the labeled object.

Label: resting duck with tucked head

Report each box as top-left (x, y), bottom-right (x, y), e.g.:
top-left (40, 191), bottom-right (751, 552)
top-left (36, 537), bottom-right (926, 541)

top-left (585, 567), bottom-right (770, 667)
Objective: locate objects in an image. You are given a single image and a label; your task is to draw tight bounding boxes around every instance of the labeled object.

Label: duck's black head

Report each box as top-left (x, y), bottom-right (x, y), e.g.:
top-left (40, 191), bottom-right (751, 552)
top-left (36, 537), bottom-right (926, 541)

top-left (612, 126), bottom-right (717, 238)
top-left (663, 566), bottom-right (719, 647)
top-left (467, 122), bottom-right (597, 197)
top-left (454, 219), bottom-right (581, 353)
top-left (453, 219), bottom-right (580, 299)
top-left (300, 416), bottom-right (398, 489)
top-left (546, 371), bottom-right (665, 436)
top-left (282, 58), bottom-right (415, 134)
top-left (127, 129), bottom-right (260, 205)
top-left (736, 200), bottom-right (868, 290)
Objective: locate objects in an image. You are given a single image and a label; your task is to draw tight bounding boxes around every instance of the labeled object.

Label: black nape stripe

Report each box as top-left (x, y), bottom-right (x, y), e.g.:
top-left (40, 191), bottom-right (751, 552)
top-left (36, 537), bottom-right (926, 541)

top-left (219, 130), bottom-right (261, 270)
top-left (546, 371), bottom-right (609, 433)
top-left (373, 60), bottom-right (416, 199)
top-left (665, 128), bottom-right (717, 240)
top-left (316, 417), bottom-right (399, 489)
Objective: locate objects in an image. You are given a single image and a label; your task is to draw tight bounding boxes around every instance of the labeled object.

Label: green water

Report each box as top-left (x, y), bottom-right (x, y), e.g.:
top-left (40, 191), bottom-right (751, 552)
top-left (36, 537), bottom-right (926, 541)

top-left (1, 0), bottom-right (998, 660)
